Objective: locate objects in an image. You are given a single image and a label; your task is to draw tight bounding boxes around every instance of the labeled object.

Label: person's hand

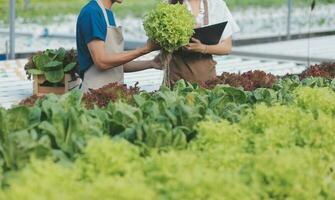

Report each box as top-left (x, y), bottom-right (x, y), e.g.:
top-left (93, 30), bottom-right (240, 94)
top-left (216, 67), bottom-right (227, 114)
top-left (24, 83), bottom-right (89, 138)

top-left (144, 39), bottom-right (160, 53)
top-left (151, 55), bottom-right (163, 70)
top-left (185, 38), bottom-right (208, 54)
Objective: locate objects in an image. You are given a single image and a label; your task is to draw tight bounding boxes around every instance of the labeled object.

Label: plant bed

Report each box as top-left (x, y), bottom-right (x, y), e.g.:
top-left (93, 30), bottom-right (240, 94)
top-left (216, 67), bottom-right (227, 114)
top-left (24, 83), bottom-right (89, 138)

top-left (83, 82), bottom-right (140, 109)
top-left (20, 82), bottom-right (140, 108)
top-left (19, 63), bottom-right (335, 108)
top-left (203, 70), bottom-right (278, 91)
top-left (299, 63), bottom-right (335, 80)
top-left (1, 76), bottom-right (335, 199)
top-left (18, 94), bottom-right (43, 107)
top-left (25, 48), bottom-right (80, 96)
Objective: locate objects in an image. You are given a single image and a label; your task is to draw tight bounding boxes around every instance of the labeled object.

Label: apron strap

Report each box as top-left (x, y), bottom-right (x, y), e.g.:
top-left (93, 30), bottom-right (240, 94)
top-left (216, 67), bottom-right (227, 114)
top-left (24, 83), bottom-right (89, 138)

top-left (203, 0), bottom-right (209, 26)
top-left (185, 0), bottom-right (209, 26)
top-left (95, 0), bottom-right (111, 27)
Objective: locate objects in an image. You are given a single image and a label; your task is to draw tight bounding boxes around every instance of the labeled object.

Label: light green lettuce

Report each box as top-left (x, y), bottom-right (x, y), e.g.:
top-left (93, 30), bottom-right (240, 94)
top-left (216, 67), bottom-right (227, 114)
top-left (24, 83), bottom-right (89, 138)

top-left (143, 3), bottom-right (195, 52)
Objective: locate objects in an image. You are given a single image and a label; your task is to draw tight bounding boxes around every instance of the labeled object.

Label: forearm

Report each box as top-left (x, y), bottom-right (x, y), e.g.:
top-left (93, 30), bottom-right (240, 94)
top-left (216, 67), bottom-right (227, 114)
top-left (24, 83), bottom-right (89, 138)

top-left (206, 42), bottom-right (232, 55)
top-left (186, 37), bottom-right (233, 56)
top-left (205, 37), bottom-right (232, 55)
top-left (88, 39), bottom-right (160, 71)
top-left (124, 60), bottom-right (154, 72)
top-left (99, 47), bottom-right (150, 70)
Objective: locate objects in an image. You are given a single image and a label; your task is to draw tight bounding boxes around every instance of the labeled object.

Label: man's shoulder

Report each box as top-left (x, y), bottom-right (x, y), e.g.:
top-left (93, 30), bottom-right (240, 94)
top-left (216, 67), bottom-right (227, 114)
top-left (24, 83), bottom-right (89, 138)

top-left (78, 1), bottom-right (102, 19)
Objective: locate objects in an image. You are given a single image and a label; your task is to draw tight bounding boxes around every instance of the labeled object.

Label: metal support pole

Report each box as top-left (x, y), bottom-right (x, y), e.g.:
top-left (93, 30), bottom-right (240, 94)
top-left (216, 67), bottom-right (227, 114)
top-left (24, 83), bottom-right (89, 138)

top-left (308, 0), bottom-right (316, 67)
top-left (9, 0), bottom-right (16, 60)
top-left (287, 0), bottom-right (292, 40)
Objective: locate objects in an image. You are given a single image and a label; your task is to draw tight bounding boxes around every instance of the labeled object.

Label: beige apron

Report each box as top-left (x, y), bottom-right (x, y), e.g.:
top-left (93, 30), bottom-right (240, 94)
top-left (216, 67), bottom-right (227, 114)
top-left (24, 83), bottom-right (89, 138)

top-left (81, 0), bottom-right (124, 92)
top-left (168, 0), bottom-right (217, 86)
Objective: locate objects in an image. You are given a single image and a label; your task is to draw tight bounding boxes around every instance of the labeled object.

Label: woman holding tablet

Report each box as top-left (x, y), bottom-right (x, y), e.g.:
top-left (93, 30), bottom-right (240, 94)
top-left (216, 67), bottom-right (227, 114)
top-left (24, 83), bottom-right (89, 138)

top-left (166, 0), bottom-right (240, 85)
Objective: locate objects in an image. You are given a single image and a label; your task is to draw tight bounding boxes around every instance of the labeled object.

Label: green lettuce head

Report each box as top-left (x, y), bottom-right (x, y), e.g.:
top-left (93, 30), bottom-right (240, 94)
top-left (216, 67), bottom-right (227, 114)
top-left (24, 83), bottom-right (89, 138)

top-left (143, 2), bottom-right (195, 53)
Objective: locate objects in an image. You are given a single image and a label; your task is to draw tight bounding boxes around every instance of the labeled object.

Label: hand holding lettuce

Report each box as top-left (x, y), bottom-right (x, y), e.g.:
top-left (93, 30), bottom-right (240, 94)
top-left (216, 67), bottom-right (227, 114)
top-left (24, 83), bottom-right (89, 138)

top-left (143, 3), bottom-right (195, 53)
top-left (143, 2), bottom-right (195, 86)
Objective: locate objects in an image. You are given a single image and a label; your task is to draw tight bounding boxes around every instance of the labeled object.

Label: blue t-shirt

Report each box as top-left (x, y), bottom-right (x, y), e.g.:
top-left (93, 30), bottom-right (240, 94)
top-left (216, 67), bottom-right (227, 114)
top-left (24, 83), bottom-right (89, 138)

top-left (76, 0), bottom-right (116, 76)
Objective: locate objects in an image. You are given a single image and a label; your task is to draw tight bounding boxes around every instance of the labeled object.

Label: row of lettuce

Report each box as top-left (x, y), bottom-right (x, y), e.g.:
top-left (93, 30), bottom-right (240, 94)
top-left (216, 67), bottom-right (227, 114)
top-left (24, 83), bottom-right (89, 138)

top-left (1, 69), bottom-right (335, 199)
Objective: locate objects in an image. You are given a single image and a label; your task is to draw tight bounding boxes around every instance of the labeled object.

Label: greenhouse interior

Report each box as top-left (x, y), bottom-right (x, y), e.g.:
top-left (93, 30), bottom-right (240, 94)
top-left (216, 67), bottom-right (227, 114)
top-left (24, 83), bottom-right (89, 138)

top-left (0, 0), bottom-right (335, 199)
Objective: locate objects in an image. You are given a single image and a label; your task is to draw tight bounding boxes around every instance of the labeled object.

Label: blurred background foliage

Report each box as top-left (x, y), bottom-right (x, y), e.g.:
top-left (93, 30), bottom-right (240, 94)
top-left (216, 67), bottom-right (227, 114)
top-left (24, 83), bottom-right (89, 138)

top-left (0, 0), bottom-right (334, 23)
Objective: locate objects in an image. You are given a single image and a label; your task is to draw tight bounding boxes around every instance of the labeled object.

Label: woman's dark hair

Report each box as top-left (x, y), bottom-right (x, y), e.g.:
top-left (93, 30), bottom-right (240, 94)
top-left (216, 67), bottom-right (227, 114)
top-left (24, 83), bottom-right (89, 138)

top-left (169, 0), bottom-right (184, 4)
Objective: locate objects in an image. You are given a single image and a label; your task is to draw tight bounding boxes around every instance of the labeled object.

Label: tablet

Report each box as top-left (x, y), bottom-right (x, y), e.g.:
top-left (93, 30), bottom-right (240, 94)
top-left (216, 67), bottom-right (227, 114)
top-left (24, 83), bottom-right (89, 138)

top-left (192, 21), bottom-right (228, 45)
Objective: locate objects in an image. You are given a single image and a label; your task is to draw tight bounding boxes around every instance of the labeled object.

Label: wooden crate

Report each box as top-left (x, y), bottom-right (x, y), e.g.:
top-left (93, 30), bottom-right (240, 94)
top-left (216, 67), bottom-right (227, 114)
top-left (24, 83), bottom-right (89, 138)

top-left (33, 74), bottom-right (80, 96)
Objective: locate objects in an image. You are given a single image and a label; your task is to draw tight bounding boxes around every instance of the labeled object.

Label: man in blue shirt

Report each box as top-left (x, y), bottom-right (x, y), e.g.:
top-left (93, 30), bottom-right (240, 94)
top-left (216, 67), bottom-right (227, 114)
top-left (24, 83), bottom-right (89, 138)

top-left (76, 0), bottom-right (160, 91)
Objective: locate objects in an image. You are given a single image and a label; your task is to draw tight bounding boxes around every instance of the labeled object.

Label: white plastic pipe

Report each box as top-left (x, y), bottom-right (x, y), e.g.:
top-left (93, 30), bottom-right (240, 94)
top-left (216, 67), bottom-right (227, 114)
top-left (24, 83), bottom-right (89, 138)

top-left (287, 0), bottom-right (292, 40)
top-left (9, 0), bottom-right (16, 60)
